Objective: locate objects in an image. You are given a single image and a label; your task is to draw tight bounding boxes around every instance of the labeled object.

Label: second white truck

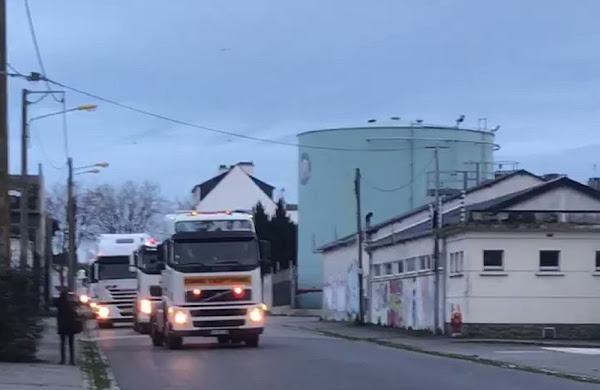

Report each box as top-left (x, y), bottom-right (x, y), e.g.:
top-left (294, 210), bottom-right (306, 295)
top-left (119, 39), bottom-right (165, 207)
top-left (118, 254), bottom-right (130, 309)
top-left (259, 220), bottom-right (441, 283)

top-left (130, 237), bottom-right (162, 334)
top-left (88, 233), bottom-right (150, 328)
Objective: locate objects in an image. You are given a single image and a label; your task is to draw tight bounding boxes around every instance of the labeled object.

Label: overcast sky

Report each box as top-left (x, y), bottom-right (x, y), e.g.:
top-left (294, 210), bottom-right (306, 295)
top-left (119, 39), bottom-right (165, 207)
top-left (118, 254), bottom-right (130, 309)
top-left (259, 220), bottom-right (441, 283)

top-left (6, 0), bottom-right (600, 201)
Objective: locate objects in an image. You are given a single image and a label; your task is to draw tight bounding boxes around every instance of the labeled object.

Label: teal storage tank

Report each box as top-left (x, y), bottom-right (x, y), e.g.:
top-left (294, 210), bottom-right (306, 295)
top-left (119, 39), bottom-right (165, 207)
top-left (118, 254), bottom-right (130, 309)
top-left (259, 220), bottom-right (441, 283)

top-left (297, 121), bottom-right (497, 308)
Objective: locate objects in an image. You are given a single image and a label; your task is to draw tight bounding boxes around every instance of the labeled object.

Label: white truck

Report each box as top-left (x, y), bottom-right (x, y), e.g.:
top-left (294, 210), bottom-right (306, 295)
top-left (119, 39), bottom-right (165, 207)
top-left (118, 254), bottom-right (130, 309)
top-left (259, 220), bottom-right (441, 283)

top-left (88, 233), bottom-right (151, 328)
top-left (149, 210), bottom-right (271, 349)
top-left (130, 237), bottom-right (162, 334)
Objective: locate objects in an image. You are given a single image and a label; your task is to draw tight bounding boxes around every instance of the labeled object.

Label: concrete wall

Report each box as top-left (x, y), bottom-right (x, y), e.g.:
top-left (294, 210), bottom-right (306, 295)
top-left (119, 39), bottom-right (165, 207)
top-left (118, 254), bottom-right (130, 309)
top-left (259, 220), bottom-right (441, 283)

top-left (369, 236), bottom-right (440, 330)
top-left (322, 243), bottom-right (361, 321)
top-left (462, 231), bottom-right (600, 325)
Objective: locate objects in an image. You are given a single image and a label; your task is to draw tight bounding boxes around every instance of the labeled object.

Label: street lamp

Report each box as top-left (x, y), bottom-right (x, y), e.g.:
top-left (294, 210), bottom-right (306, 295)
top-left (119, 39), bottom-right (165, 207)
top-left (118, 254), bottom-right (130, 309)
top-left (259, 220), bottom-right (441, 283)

top-left (19, 88), bottom-right (97, 269)
top-left (28, 103), bottom-right (97, 125)
top-left (67, 160), bottom-right (108, 290)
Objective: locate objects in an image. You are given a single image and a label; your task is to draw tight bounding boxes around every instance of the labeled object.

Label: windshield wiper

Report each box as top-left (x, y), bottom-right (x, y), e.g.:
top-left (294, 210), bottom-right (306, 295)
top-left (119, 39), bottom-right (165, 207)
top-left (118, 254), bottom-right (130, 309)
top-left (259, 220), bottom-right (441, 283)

top-left (213, 260), bottom-right (243, 265)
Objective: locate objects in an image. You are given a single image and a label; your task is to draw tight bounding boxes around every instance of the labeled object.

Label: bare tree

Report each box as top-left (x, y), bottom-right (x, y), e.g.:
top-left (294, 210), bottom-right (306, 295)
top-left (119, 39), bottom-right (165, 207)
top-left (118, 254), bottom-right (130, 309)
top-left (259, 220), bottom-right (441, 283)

top-left (83, 181), bottom-right (166, 235)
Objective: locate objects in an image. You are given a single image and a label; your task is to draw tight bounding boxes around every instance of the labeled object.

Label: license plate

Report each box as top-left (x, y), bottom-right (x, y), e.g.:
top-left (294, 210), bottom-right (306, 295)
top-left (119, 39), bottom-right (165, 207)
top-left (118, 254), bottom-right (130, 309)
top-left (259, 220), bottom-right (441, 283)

top-left (209, 330), bottom-right (229, 335)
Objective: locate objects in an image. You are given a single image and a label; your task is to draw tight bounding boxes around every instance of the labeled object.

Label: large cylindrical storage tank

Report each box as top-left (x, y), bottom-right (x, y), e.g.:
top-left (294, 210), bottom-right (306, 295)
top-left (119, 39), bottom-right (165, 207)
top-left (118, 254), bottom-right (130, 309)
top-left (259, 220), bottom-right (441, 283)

top-left (297, 122), bottom-right (497, 308)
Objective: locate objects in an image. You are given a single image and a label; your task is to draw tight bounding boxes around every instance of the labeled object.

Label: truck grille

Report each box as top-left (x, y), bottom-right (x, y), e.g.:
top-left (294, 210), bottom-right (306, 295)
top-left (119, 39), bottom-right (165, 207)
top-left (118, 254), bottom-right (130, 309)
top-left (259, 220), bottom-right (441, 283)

top-left (193, 320), bottom-right (245, 328)
top-left (107, 288), bottom-right (136, 318)
top-left (185, 289), bottom-right (252, 303)
top-left (189, 308), bottom-right (247, 317)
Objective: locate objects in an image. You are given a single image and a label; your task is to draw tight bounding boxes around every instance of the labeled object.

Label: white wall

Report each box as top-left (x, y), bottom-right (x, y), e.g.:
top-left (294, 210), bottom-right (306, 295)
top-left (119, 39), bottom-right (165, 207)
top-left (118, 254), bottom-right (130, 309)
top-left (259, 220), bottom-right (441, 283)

top-left (444, 233), bottom-right (469, 326)
top-left (369, 236), bottom-right (442, 330)
top-left (371, 174), bottom-right (544, 242)
top-left (461, 231), bottom-right (600, 324)
top-left (197, 165), bottom-right (277, 215)
top-left (322, 242), bottom-right (363, 321)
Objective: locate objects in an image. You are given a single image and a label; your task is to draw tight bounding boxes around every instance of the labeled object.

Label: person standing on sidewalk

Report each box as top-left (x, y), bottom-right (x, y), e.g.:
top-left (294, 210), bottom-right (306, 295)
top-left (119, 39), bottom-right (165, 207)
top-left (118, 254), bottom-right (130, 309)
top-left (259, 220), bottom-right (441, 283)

top-left (56, 290), bottom-right (80, 365)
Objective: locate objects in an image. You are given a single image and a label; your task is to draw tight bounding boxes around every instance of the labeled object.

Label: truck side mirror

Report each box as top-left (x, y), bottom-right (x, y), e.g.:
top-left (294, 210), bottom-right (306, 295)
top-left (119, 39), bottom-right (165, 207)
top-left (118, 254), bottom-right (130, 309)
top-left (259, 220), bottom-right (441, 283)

top-left (259, 240), bottom-right (271, 261)
top-left (149, 285), bottom-right (162, 297)
top-left (89, 263), bottom-right (98, 283)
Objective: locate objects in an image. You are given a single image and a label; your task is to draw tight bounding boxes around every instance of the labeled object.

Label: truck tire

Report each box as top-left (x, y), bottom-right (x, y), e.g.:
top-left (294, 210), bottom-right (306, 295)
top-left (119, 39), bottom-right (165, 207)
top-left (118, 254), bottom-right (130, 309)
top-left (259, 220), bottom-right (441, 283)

top-left (150, 322), bottom-right (164, 347)
top-left (98, 321), bottom-right (113, 329)
top-left (165, 333), bottom-right (183, 349)
top-left (245, 335), bottom-right (259, 348)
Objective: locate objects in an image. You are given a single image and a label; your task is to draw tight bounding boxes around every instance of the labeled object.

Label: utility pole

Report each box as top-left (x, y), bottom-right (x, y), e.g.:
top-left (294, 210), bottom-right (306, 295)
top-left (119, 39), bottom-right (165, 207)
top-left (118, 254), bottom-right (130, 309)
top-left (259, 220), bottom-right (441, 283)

top-left (67, 157), bottom-right (75, 290)
top-left (354, 168), bottom-right (364, 323)
top-left (433, 147), bottom-right (441, 333)
top-left (20, 89), bottom-right (29, 268)
top-left (0, 0), bottom-right (10, 268)
top-left (425, 145), bottom-right (448, 333)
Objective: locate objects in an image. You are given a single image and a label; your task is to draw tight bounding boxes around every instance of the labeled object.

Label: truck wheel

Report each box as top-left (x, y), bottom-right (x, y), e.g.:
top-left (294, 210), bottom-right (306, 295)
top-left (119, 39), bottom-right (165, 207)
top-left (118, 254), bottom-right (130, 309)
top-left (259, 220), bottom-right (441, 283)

top-left (98, 321), bottom-right (113, 329)
top-left (150, 323), bottom-right (164, 347)
top-left (133, 321), bottom-right (140, 333)
top-left (217, 336), bottom-right (230, 345)
top-left (245, 335), bottom-right (259, 348)
top-left (165, 333), bottom-right (183, 350)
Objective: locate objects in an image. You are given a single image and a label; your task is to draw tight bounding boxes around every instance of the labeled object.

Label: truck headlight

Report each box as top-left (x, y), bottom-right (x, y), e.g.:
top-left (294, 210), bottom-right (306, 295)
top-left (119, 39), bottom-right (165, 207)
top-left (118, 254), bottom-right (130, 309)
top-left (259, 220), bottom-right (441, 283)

top-left (139, 299), bottom-right (152, 315)
top-left (174, 310), bottom-right (188, 325)
top-left (98, 306), bottom-right (109, 319)
top-left (90, 302), bottom-right (98, 309)
top-left (79, 294), bottom-right (90, 304)
top-left (249, 307), bottom-right (264, 323)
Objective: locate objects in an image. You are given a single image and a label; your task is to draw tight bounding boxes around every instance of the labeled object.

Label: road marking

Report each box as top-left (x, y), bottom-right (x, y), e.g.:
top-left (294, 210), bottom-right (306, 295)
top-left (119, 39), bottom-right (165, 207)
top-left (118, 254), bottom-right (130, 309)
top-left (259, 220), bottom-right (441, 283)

top-left (542, 347), bottom-right (600, 355)
top-left (494, 350), bottom-right (546, 354)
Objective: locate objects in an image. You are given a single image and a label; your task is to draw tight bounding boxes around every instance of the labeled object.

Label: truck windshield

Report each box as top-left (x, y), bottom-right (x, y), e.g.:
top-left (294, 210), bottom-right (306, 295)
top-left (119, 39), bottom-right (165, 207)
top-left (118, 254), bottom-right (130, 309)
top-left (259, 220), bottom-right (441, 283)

top-left (139, 250), bottom-right (159, 268)
top-left (172, 239), bottom-right (259, 266)
top-left (98, 256), bottom-right (135, 280)
top-left (175, 219), bottom-right (253, 233)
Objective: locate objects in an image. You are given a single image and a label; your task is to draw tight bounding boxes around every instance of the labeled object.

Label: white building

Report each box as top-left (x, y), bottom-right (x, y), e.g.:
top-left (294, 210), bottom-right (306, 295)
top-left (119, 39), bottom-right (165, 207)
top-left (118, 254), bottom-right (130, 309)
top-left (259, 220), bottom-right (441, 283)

top-left (320, 171), bottom-right (600, 339)
top-left (191, 162), bottom-right (298, 223)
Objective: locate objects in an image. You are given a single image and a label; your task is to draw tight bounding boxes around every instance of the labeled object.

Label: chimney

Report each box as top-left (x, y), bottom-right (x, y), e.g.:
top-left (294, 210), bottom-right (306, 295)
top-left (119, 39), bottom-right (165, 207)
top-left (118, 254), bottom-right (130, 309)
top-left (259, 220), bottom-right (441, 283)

top-left (217, 164), bottom-right (229, 175)
top-left (542, 173), bottom-right (567, 181)
top-left (589, 177), bottom-right (600, 191)
top-left (237, 161), bottom-right (254, 176)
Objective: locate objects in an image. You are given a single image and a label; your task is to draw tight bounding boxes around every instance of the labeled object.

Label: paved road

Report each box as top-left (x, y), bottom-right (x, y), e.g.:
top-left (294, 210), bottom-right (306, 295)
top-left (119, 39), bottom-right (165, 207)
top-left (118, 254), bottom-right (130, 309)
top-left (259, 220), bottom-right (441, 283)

top-left (97, 317), bottom-right (598, 390)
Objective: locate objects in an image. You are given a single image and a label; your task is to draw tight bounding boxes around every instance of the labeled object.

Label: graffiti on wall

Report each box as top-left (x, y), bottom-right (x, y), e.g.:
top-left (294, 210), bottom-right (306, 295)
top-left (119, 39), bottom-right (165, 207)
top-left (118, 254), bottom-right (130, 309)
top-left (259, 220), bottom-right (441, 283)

top-left (323, 260), bottom-right (359, 321)
top-left (371, 275), bottom-right (435, 330)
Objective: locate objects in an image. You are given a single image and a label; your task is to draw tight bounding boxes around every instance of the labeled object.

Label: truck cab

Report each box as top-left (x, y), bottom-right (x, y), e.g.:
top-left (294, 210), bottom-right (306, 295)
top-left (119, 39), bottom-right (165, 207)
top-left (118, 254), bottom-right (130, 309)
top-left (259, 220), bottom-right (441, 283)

top-left (150, 210), bottom-right (271, 349)
top-left (130, 237), bottom-right (162, 334)
top-left (88, 233), bottom-right (150, 328)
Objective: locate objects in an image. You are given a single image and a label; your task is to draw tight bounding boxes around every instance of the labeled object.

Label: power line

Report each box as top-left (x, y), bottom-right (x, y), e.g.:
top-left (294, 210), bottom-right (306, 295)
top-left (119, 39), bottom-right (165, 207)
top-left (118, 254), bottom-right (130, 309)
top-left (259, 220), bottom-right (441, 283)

top-left (31, 128), bottom-right (66, 170)
top-left (365, 155), bottom-right (435, 193)
top-left (23, 0), bottom-right (62, 103)
top-left (40, 76), bottom-right (439, 153)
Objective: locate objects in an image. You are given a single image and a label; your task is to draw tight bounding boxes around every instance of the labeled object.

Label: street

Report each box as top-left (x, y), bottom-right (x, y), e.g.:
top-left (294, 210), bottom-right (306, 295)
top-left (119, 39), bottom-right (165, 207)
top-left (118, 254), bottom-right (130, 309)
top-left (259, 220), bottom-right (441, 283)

top-left (96, 317), bottom-right (599, 390)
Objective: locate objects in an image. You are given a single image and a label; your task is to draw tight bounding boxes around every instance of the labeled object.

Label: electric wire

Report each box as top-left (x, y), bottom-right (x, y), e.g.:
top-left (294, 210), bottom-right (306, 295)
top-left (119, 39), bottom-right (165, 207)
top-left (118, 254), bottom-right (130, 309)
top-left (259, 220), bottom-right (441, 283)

top-left (364, 155), bottom-right (436, 193)
top-left (24, 0), bottom-right (63, 103)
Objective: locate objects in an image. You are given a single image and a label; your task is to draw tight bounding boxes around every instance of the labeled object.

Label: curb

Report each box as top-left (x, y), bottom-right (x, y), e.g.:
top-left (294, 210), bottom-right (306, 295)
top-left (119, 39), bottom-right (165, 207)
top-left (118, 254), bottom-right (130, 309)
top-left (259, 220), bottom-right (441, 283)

top-left (286, 324), bottom-right (600, 385)
top-left (454, 339), bottom-right (600, 348)
top-left (78, 322), bottom-right (120, 390)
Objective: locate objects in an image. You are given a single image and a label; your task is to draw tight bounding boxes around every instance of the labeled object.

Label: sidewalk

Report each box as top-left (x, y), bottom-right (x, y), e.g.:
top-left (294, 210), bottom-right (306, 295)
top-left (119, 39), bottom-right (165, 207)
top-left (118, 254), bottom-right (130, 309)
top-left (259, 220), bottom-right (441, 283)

top-left (0, 317), bottom-right (82, 390)
top-left (284, 318), bottom-right (600, 384)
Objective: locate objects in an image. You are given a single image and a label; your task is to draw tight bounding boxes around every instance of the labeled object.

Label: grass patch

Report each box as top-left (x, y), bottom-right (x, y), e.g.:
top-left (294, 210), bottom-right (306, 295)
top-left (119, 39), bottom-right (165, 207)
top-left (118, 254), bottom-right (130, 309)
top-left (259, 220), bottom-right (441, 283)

top-left (79, 340), bottom-right (112, 390)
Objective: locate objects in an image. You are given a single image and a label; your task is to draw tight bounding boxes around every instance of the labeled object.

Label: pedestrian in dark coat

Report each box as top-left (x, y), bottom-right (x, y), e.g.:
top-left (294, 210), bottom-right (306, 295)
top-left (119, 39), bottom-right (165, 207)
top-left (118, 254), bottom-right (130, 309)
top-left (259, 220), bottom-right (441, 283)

top-left (56, 291), bottom-right (78, 365)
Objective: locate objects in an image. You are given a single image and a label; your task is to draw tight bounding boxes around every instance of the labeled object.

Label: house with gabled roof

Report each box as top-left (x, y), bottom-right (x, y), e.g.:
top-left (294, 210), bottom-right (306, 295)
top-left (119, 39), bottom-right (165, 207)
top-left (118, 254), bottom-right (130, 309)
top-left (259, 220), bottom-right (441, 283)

top-left (191, 162), bottom-right (298, 223)
top-left (320, 171), bottom-right (600, 339)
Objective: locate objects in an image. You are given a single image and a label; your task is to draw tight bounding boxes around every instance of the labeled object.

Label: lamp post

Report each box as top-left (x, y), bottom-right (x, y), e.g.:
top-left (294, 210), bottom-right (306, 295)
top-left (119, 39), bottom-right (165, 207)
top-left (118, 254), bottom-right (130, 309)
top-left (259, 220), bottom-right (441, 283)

top-left (19, 89), bottom-right (96, 268)
top-left (67, 160), bottom-right (108, 290)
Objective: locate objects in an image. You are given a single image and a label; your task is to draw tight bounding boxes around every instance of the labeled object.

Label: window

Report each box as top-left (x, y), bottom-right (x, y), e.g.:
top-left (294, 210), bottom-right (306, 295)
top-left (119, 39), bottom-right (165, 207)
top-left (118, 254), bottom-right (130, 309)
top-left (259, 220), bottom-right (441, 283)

top-left (450, 251), bottom-right (464, 274)
top-left (419, 256), bottom-right (429, 271)
top-left (373, 264), bottom-right (381, 277)
top-left (457, 251), bottom-right (464, 273)
top-left (483, 250), bottom-right (504, 270)
top-left (539, 250), bottom-right (560, 271)
top-left (450, 253), bottom-right (456, 273)
top-left (385, 263), bottom-right (393, 275)
top-left (405, 257), bottom-right (416, 272)
top-left (397, 260), bottom-right (404, 274)
top-left (596, 251), bottom-right (600, 271)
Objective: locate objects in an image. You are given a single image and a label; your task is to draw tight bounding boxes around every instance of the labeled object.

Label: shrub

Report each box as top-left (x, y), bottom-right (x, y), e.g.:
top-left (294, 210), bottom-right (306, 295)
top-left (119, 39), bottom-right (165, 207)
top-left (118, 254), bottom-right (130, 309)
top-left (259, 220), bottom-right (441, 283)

top-left (0, 267), bottom-right (43, 362)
